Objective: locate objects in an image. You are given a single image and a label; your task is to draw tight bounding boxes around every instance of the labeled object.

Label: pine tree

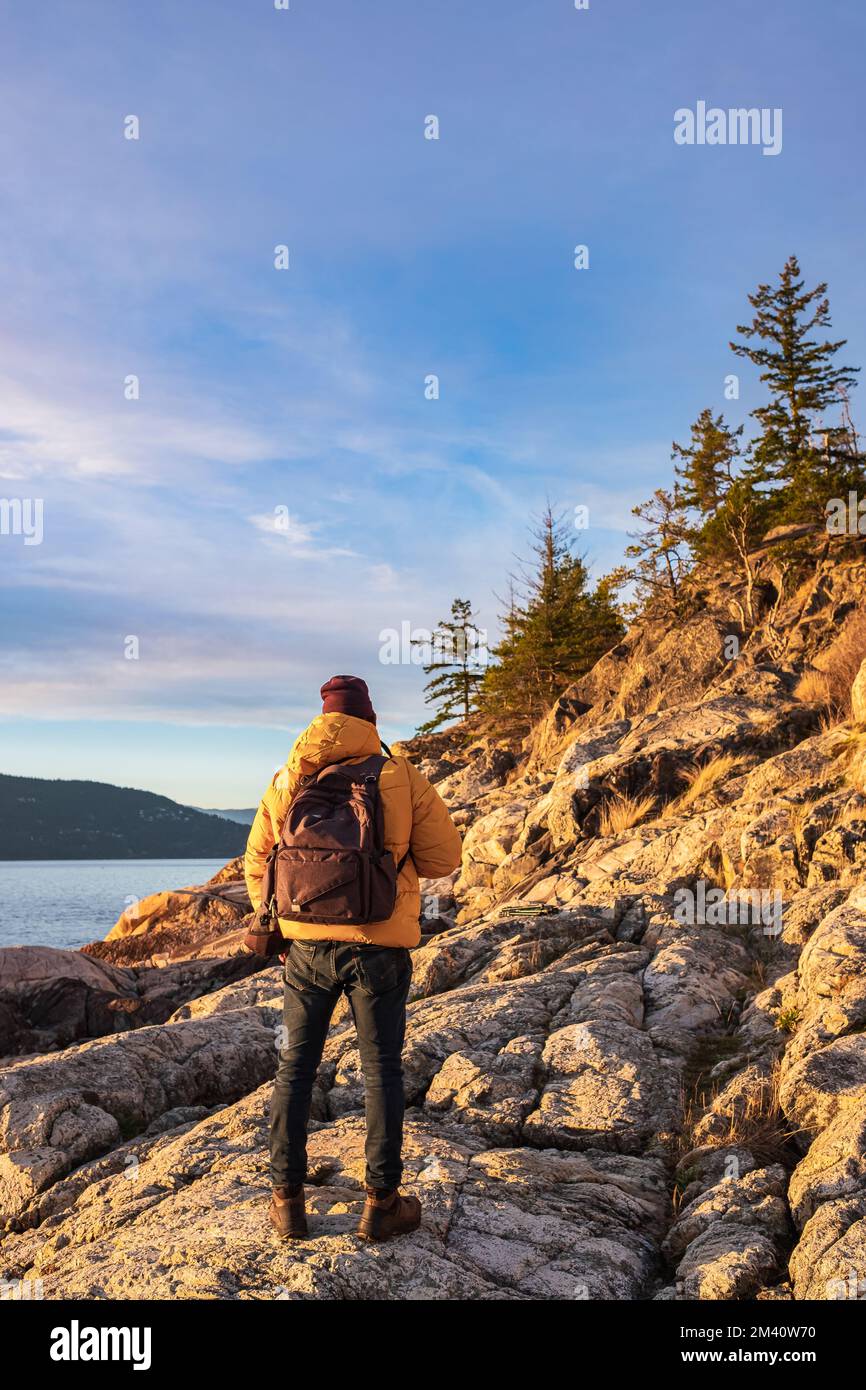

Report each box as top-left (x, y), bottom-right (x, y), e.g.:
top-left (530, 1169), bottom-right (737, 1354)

top-left (672, 408), bottom-right (743, 518)
top-left (703, 473), bottom-right (771, 625)
top-left (730, 255), bottom-right (863, 520)
top-left (414, 598), bottom-right (486, 734)
top-left (518, 508), bottom-right (594, 711)
top-left (668, 409), bottom-right (773, 625)
top-left (582, 571), bottom-right (628, 664)
top-left (479, 578), bottom-right (528, 734)
top-left (620, 487), bottom-right (692, 612)
top-left (480, 507), bottom-right (624, 733)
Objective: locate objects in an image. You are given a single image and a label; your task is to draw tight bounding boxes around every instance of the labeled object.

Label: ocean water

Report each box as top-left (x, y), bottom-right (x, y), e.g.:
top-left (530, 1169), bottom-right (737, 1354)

top-left (0, 859), bottom-right (228, 951)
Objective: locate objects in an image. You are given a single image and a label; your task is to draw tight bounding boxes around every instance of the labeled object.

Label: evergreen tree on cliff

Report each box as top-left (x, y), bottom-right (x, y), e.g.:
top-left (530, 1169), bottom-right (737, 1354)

top-left (481, 507), bottom-right (624, 734)
top-left (672, 409), bottom-right (770, 623)
top-left (613, 487), bottom-right (692, 614)
top-left (730, 254), bottom-right (863, 522)
top-left (673, 408), bottom-right (742, 520)
top-left (414, 598), bottom-right (487, 734)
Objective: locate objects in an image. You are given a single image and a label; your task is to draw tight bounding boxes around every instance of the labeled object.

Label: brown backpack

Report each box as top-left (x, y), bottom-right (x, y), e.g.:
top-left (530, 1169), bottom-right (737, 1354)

top-left (243, 748), bottom-right (408, 957)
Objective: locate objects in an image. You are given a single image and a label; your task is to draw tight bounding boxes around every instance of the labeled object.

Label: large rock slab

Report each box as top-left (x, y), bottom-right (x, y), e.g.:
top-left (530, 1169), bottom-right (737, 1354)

top-left (643, 929), bottom-right (752, 1037)
top-left (0, 1010), bottom-right (277, 1223)
top-left (789, 1195), bottom-right (866, 1300)
top-left (663, 1165), bottom-right (789, 1264)
top-left (424, 1035), bottom-right (543, 1144)
top-left (0, 948), bottom-right (137, 1058)
top-left (526, 607), bottom-right (732, 775)
top-left (523, 1019), bottom-right (679, 1154)
top-left (780, 1035), bottom-right (866, 1134)
top-left (675, 1224), bottom-right (782, 1300)
top-left (0, 945), bottom-right (265, 1057)
top-left (787, 1108), bottom-right (866, 1226)
top-left (407, 910), bottom-right (610, 1001)
top-left (785, 889), bottom-right (866, 1062)
top-left (0, 1094), bottom-right (669, 1301)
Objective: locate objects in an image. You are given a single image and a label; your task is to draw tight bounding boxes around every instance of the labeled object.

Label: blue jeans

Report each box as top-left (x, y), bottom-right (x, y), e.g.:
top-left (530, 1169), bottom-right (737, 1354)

top-left (270, 940), bottom-right (413, 1191)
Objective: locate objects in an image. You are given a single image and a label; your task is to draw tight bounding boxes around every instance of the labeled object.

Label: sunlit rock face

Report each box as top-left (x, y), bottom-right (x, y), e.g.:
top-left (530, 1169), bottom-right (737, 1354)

top-left (3, 551), bottom-right (866, 1300)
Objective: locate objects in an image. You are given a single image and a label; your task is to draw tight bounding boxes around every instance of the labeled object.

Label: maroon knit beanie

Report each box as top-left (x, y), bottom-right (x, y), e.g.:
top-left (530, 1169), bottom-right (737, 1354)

top-left (320, 675), bottom-right (377, 724)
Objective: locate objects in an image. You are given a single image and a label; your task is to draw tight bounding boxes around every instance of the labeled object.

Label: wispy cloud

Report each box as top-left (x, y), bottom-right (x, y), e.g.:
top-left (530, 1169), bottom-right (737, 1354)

top-left (1, 0), bottom-right (862, 802)
top-left (247, 511), bottom-right (360, 560)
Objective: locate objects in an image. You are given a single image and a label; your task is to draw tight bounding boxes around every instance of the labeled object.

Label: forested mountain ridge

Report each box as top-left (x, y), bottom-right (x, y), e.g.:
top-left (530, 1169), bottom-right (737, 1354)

top-left (0, 774), bottom-right (247, 859)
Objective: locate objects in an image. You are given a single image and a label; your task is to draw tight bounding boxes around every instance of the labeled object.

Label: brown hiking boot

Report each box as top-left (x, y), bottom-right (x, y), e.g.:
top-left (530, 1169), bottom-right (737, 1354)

top-left (356, 1186), bottom-right (421, 1242)
top-left (269, 1185), bottom-right (308, 1240)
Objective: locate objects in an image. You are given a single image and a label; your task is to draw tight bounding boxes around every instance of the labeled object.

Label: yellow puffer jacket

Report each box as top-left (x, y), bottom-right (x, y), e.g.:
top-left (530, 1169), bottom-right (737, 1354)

top-left (244, 713), bottom-right (462, 947)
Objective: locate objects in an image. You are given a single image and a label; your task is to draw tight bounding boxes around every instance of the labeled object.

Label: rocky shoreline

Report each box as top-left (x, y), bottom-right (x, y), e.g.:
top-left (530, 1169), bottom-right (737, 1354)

top-left (2, 545), bottom-right (866, 1300)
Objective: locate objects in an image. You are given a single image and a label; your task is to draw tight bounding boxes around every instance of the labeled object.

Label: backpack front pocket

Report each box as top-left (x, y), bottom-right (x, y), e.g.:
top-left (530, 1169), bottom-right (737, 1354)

top-left (275, 848), bottom-right (364, 922)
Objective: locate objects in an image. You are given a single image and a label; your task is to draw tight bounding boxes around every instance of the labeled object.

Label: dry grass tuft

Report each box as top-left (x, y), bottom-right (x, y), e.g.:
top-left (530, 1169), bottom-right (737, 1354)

top-left (719, 1065), bottom-right (791, 1156)
top-left (794, 668), bottom-right (832, 706)
top-left (679, 1060), bottom-right (800, 1174)
top-left (597, 791), bottom-right (656, 838)
top-left (813, 606), bottom-right (866, 719)
top-left (664, 753), bottom-right (742, 817)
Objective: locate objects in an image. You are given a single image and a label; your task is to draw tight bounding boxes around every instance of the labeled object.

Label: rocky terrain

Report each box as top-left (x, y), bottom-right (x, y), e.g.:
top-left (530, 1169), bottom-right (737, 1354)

top-left (2, 540), bottom-right (866, 1301)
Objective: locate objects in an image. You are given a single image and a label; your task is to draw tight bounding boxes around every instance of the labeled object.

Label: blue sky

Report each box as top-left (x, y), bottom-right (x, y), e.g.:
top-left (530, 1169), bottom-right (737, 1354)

top-left (1, 0), bottom-right (864, 806)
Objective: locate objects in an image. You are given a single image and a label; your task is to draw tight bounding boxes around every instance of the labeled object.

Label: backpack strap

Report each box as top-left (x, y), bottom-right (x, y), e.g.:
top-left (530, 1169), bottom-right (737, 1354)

top-left (375, 744), bottom-right (410, 871)
top-left (349, 748), bottom-right (411, 875)
top-left (377, 742), bottom-right (412, 873)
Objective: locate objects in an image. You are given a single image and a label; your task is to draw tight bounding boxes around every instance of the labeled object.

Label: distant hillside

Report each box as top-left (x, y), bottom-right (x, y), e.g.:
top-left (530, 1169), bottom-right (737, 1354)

top-left (0, 774), bottom-right (248, 860)
top-left (193, 807), bottom-right (257, 826)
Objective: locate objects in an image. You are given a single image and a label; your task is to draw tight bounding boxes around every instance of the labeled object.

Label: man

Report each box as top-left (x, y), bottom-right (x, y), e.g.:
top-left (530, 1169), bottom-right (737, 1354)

top-left (244, 674), bottom-right (462, 1243)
